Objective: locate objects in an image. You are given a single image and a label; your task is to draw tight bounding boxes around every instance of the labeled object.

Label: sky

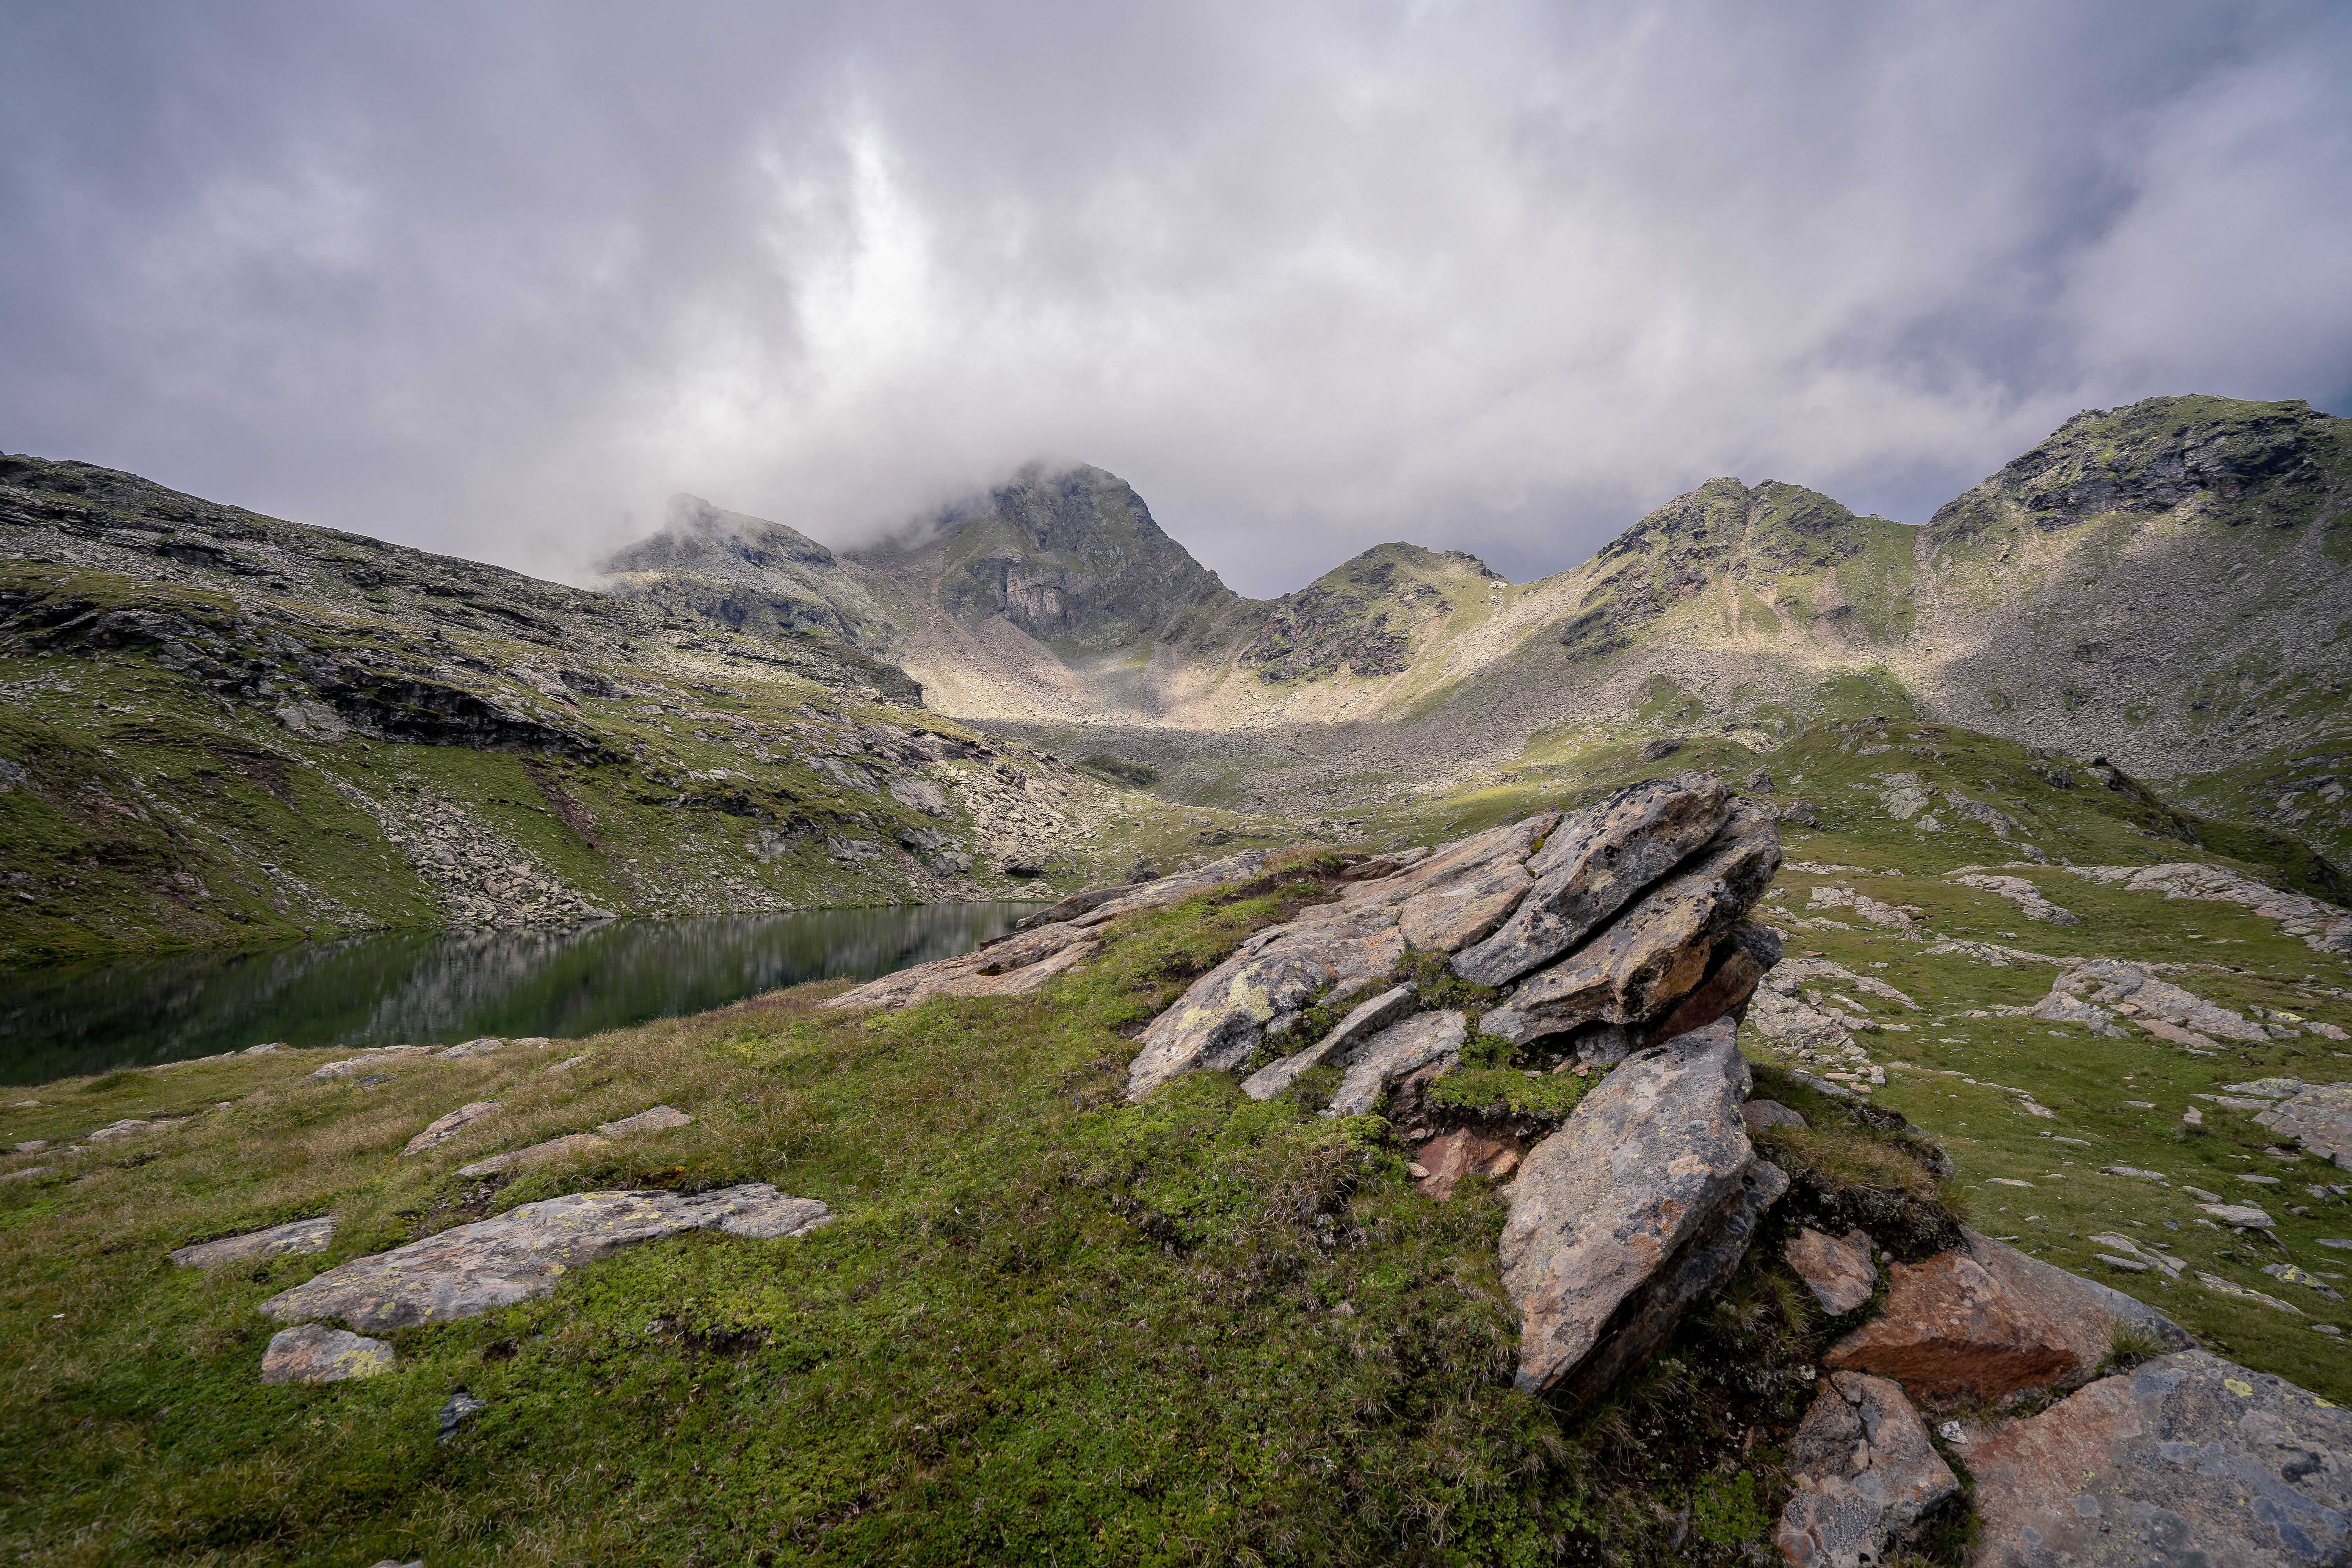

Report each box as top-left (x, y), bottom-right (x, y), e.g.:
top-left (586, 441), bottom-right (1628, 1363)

top-left (3, 1), bottom-right (2348, 597)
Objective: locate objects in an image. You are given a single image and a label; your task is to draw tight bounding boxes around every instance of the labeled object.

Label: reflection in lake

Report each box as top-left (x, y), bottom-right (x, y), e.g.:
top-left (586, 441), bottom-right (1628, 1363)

top-left (0, 904), bottom-right (1039, 1084)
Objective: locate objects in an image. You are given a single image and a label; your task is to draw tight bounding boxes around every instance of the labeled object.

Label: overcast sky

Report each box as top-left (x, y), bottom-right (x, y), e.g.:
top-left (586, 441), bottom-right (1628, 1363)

top-left (4, 2), bottom-right (2348, 596)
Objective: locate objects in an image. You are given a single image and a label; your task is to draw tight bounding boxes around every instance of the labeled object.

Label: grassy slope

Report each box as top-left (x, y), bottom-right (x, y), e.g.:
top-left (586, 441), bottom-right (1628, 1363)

top-left (5, 859), bottom-right (1979, 1568)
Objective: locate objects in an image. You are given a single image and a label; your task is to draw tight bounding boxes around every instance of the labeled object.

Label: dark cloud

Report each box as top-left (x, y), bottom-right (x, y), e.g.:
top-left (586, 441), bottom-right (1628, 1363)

top-left (4, 1), bottom-right (2347, 595)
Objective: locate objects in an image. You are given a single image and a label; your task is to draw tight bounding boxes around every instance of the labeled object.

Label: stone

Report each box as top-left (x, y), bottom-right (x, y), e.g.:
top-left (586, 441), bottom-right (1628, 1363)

top-left (259, 1185), bottom-right (832, 1330)
top-left (2043, 958), bottom-right (2268, 1043)
top-left (2199, 1201), bottom-right (2276, 1228)
top-left (438, 1390), bottom-right (488, 1441)
top-left (2256, 1081), bottom-right (2352, 1170)
top-left (1498, 1020), bottom-right (1754, 1394)
top-left (1479, 805), bottom-right (1780, 1047)
top-left (310, 1045), bottom-right (434, 1080)
top-left (596, 1105), bottom-right (692, 1136)
top-left (1774, 1372), bottom-right (1958, 1568)
top-left (1552, 1156), bottom-right (1788, 1410)
top-left (260, 1323), bottom-right (394, 1384)
top-left (1953, 872), bottom-right (2080, 926)
top-left (86, 1118), bottom-right (163, 1143)
top-left (2199, 1272), bottom-right (2302, 1312)
top-left (1, 1166), bottom-right (53, 1183)
top-left (1327, 1011), bottom-right (1467, 1116)
top-left (1826, 1229), bottom-right (2188, 1398)
top-left (1397, 859), bottom-right (1532, 953)
top-left (439, 1036), bottom-right (508, 1058)
top-left (403, 1101), bottom-right (501, 1156)
top-left (1639, 922), bottom-right (1779, 1046)
top-left (1969, 1350), bottom-right (2352, 1568)
top-left (1743, 1100), bottom-right (1807, 1132)
top-left (1240, 983), bottom-right (1417, 1100)
top-left (1412, 1130), bottom-right (1521, 1201)
top-left (456, 1133), bottom-right (614, 1179)
top-left (1452, 773), bottom-right (1733, 987)
top-left (1786, 1227), bottom-right (1878, 1315)
top-left (171, 1214), bottom-right (336, 1267)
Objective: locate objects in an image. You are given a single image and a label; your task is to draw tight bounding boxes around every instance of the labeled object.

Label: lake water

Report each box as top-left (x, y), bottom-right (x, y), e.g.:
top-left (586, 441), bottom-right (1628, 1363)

top-left (0, 903), bottom-right (1040, 1084)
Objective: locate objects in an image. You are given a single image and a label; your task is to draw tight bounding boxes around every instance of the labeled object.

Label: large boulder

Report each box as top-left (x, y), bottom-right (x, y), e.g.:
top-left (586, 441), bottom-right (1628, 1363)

top-left (1969, 1350), bottom-right (2352, 1567)
top-left (1825, 1229), bottom-right (2187, 1399)
top-left (1453, 773), bottom-right (1731, 987)
top-left (258, 1185), bottom-right (831, 1331)
top-left (1498, 1019), bottom-right (1755, 1394)
top-left (1775, 1372), bottom-right (1958, 1568)
top-left (1479, 804), bottom-right (1781, 1048)
top-left (2043, 957), bottom-right (2269, 1043)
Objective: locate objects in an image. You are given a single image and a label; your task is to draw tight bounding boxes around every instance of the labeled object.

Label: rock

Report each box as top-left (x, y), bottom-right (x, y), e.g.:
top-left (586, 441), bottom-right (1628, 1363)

top-left (596, 1105), bottom-right (692, 1136)
top-left (1240, 983), bottom-right (1417, 1101)
top-left (1412, 1130), bottom-right (1521, 1201)
top-left (456, 1133), bottom-right (614, 1178)
top-left (171, 1214), bottom-right (336, 1267)
top-left (2199, 1272), bottom-right (2302, 1312)
top-left (439, 1036), bottom-right (509, 1058)
top-left (403, 1101), bottom-right (501, 1156)
top-left (1552, 1156), bottom-right (1788, 1410)
top-left (438, 1390), bottom-right (488, 1441)
top-left (258, 1185), bottom-right (832, 1330)
top-left (11, 1140), bottom-right (45, 1154)
top-left (1326, 1011), bottom-right (1468, 1116)
top-left (2045, 958), bottom-right (2268, 1042)
top-left (1639, 922), bottom-right (1779, 1046)
top-left (2, 1166), bottom-right (53, 1183)
top-left (1969, 1350), bottom-right (2352, 1568)
top-left (310, 1045), bottom-right (435, 1080)
top-left (2031, 990), bottom-right (2128, 1036)
top-left (273, 700), bottom-right (348, 740)
top-left (1743, 1100), bottom-right (1807, 1132)
top-left (260, 1323), bottom-right (394, 1384)
top-left (2262, 1261), bottom-right (2343, 1301)
top-left (1953, 872), bottom-right (2080, 926)
top-left (1339, 846), bottom-right (1431, 881)
top-left (1498, 1020), bottom-right (1755, 1394)
top-left (86, 1118), bottom-right (163, 1143)
top-left (2198, 1201), bottom-right (2276, 1228)
top-left (1478, 805), bottom-right (1780, 1047)
top-left (2255, 1081), bottom-right (2352, 1169)
top-left (1774, 1372), bottom-right (1958, 1568)
top-left (1397, 859), bottom-right (1533, 953)
top-left (1452, 773), bottom-right (1733, 987)
top-left (1826, 1229), bottom-right (2188, 1398)
top-left (1786, 1227), bottom-right (1878, 1315)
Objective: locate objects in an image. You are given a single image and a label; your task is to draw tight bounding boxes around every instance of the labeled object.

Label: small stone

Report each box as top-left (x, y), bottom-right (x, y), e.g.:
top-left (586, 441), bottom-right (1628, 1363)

top-left (437, 1390), bottom-right (487, 1441)
top-left (1786, 1227), bottom-right (1878, 1315)
top-left (12, 1140), bottom-right (47, 1154)
top-left (2196, 1202), bottom-right (2274, 1229)
top-left (403, 1101), bottom-right (501, 1156)
top-left (1741, 1100), bottom-right (1807, 1132)
top-left (456, 1133), bottom-right (614, 1178)
top-left (171, 1214), bottom-right (336, 1267)
top-left (595, 1105), bottom-right (693, 1137)
top-left (260, 1323), bottom-right (394, 1384)
top-left (1412, 1130), bottom-right (1521, 1201)
top-left (437, 1037), bottom-right (508, 1060)
top-left (1775, 1372), bottom-right (1958, 1568)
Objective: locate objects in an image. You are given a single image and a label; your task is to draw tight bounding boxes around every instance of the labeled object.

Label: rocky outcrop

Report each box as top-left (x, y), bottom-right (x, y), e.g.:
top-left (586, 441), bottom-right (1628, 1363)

top-left (1968, 1350), bottom-right (2352, 1568)
top-left (1478, 804), bottom-right (1779, 1048)
top-left (2034, 957), bottom-right (2269, 1043)
top-left (258, 1185), bottom-right (831, 1330)
top-left (1825, 1229), bottom-right (2187, 1399)
top-left (170, 1215), bottom-right (336, 1267)
top-left (2249, 1081), bottom-right (2352, 1169)
top-left (2062, 860), bottom-right (2352, 955)
top-left (1240, 983), bottom-right (1417, 1101)
top-left (1497, 1020), bottom-right (1762, 1395)
top-left (1453, 772), bottom-right (1732, 987)
top-left (260, 1323), bottom-right (395, 1384)
top-left (1953, 872), bottom-right (2080, 926)
top-left (1775, 1372), bottom-right (1957, 1568)
top-left (1326, 1011), bottom-right (1467, 1117)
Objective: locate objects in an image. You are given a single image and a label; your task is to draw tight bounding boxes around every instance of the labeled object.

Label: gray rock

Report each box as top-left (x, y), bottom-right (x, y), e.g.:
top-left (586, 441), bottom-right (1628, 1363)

top-left (1742, 1100), bottom-right (1807, 1132)
top-left (456, 1132), bottom-right (614, 1179)
top-left (438, 1036), bottom-right (508, 1059)
top-left (86, 1118), bottom-right (165, 1143)
top-left (310, 1045), bottom-right (434, 1080)
top-left (1453, 773), bottom-right (1731, 987)
top-left (1478, 805), bottom-right (1780, 1047)
top-left (2, 1166), bottom-right (54, 1183)
top-left (1970, 1350), bottom-right (2352, 1568)
top-left (1396, 859), bottom-right (1532, 953)
top-left (437, 1390), bottom-right (488, 1441)
top-left (171, 1214), bottom-right (337, 1267)
top-left (1241, 983), bottom-right (1417, 1101)
top-left (1326, 1011), bottom-right (1468, 1117)
top-left (260, 1323), bottom-right (394, 1384)
top-left (1551, 1157), bottom-right (1787, 1410)
top-left (1498, 1019), bottom-right (1755, 1393)
top-left (2256, 1082), bottom-right (2352, 1170)
top-left (2046, 958), bottom-right (2268, 1042)
top-left (402, 1100), bottom-right (501, 1155)
top-left (1775, 1372), bottom-right (1958, 1568)
top-left (1786, 1226), bottom-right (1878, 1315)
top-left (595, 1105), bottom-right (693, 1136)
top-left (258, 1185), bottom-right (832, 1330)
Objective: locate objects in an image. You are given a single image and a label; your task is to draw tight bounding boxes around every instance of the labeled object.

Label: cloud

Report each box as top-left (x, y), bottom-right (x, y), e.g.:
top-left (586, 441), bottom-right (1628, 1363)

top-left (2, 0), bottom-right (2346, 596)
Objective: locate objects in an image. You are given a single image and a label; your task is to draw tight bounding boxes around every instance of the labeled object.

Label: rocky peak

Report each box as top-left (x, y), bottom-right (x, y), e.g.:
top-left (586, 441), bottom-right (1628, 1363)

top-left (604, 495), bottom-right (839, 575)
top-left (1240, 543), bottom-right (1501, 684)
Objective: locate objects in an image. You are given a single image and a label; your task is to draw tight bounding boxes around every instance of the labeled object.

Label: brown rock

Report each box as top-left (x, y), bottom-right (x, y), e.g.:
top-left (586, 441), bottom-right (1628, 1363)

top-left (1774, 1372), bottom-right (1958, 1568)
top-left (1454, 772), bottom-right (1733, 987)
top-left (1640, 922), bottom-right (1781, 1046)
top-left (1479, 805), bottom-right (1781, 1047)
top-left (1499, 1019), bottom-right (1755, 1393)
top-left (1743, 1100), bottom-right (1807, 1132)
top-left (403, 1100), bottom-right (501, 1156)
top-left (1398, 860), bottom-right (1533, 953)
top-left (1826, 1229), bottom-right (2186, 1397)
top-left (1413, 1129), bottom-right (1521, 1201)
top-left (260, 1323), bottom-right (394, 1384)
top-left (1786, 1227), bottom-right (1878, 1316)
top-left (1969, 1349), bottom-right (2352, 1568)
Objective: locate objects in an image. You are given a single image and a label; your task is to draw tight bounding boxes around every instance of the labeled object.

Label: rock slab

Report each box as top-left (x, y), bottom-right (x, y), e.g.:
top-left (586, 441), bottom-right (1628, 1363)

top-left (261, 1323), bottom-right (394, 1384)
top-left (259, 1185), bottom-right (831, 1330)
top-left (1775, 1371), bottom-right (1958, 1568)
top-left (1241, 983), bottom-right (1416, 1101)
top-left (1327, 1011), bottom-right (1467, 1116)
top-left (1786, 1227), bottom-right (1878, 1316)
top-left (171, 1214), bottom-right (337, 1268)
top-left (1970, 1350), bottom-right (2352, 1568)
top-left (2256, 1081), bottom-right (2352, 1170)
top-left (1497, 1019), bottom-right (1753, 1393)
top-left (403, 1100), bottom-right (500, 1156)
